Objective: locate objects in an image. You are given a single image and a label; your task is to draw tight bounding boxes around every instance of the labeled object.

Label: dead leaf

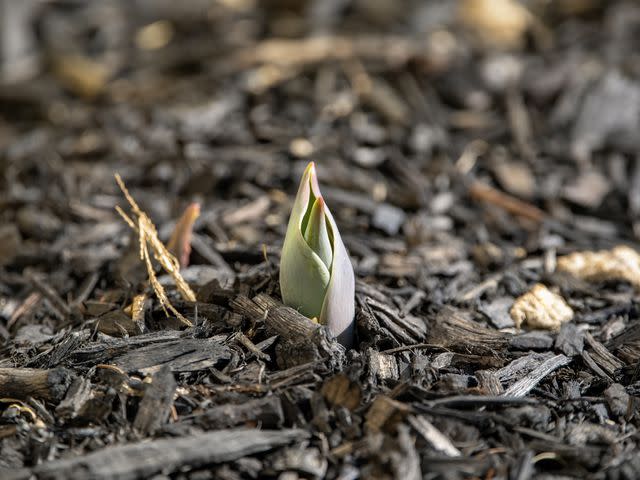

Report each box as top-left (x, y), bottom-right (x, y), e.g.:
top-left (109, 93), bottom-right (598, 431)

top-left (510, 284), bottom-right (573, 331)
top-left (458, 0), bottom-right (532, 49)
top-left (135, 20), bottom-right (174, 51)
top-left (53, 55), bottom-right (112, 98)
top-left (557, 245), bottom-right (640, 289)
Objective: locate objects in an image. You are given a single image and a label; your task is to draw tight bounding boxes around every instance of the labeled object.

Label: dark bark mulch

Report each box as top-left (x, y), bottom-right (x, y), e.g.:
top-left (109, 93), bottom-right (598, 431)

top-left (2, 1), bottom-right (640, 479)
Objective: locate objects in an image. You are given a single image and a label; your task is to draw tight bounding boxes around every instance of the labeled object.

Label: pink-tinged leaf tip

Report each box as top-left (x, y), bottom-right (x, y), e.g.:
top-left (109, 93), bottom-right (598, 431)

top-left (167, 202), bottom-right (200, 268)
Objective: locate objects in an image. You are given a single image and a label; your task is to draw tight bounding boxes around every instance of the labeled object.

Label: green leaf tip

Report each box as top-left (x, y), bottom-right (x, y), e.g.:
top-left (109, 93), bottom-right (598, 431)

top-left (303, 196), bottom-right (333, 270)
top-left (280, 162), bottom-right (355, 347)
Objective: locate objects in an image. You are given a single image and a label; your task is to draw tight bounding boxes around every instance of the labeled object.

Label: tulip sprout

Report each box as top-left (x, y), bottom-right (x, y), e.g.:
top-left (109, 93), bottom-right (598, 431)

top-left (280, 162), bottom-right (355, 347)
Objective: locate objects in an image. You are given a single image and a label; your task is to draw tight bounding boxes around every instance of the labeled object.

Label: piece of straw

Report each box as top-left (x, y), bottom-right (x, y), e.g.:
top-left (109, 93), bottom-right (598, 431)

top-left (114, 173), bottom-right (195, 327)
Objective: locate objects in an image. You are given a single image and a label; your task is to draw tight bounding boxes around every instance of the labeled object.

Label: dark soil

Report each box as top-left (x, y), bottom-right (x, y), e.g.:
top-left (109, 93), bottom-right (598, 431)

top-left (2, 1), bottom-right (640, 479)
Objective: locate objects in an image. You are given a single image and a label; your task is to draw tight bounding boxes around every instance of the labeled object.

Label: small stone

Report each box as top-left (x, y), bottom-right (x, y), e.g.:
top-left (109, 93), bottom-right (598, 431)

top-left (604, 383), bottom-right (630, 417)
top-left (481, 53), bottom-right (523, 91)
top-left (409, 123), bottom-right (445, 154)
top-left (563, 170), bottom-right (611, 209)
top-left (289, 138), bottom-right (314, 158)
top-left (372, 203), bottom-right (406, 236)
top-left (352, 146), bottom-right (386, 168)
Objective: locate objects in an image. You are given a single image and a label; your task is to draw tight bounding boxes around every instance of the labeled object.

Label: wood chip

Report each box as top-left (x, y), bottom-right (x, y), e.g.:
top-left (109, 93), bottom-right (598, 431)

top-left (503, 354), bottom-right (570, 397)
top-left (188, 396), bottom-right (284, 429)
top-left (469, 180), bottom-right (545, 222)
top-left (321, 374), bottom-right (361, 411)
top-left (0, 367), bottom-right (75, 403)
top-left (365, 395), bottom-right (411, 433)
top-left (0, 223), bottom-right (21, 266)
top-left (408, 415), bottom-right (461, 457)
top-left (26, 428), bottom-right (308, 480)
top-left (133, 366), bottom-right (177, 435)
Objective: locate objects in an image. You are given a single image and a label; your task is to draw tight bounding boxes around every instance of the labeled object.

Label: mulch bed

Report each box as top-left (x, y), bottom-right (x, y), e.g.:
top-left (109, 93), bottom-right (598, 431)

top-left (1, 1), bottom-right (640, 479)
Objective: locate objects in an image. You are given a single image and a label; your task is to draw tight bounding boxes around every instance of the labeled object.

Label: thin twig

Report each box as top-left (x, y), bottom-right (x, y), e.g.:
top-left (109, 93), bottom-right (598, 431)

top-left (469, 180), bottom-right (546, 222)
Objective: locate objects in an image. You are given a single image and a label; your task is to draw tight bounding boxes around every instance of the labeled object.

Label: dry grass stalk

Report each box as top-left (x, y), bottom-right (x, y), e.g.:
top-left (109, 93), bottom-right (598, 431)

top-left (114, 174), bottom-right (195, 327)
top-left (128, 292), bottom-right (148, 333)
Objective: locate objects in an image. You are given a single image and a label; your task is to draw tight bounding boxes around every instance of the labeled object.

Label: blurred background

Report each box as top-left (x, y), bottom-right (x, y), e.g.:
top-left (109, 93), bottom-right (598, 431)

top-left (1, 0), bottom-right (639, 284)
top-left (4, 4), bottom-right (640, 477)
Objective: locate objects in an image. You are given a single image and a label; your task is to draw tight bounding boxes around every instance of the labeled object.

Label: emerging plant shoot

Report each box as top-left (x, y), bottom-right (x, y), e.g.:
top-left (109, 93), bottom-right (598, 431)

top-left (280, 162), bottom-right (355, 347)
